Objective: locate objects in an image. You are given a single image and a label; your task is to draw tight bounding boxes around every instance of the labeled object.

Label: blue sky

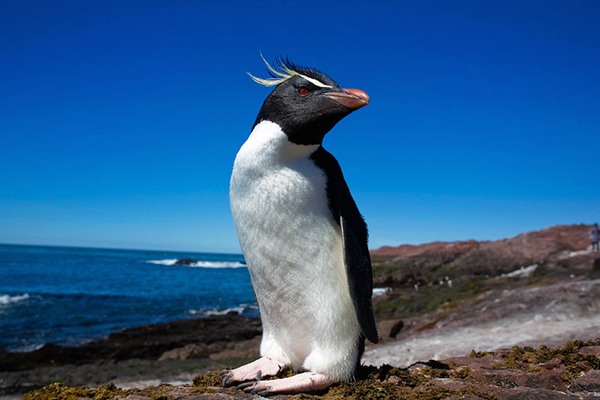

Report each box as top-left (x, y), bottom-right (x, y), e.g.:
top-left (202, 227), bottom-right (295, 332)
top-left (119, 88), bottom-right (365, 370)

top-left (1, 1), bottom-right (599, 253)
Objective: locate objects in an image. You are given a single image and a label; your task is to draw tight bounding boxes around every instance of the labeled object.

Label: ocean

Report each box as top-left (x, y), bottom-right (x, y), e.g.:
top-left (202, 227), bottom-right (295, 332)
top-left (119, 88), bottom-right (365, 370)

top-left (0, 244), bottom-right (257, 352)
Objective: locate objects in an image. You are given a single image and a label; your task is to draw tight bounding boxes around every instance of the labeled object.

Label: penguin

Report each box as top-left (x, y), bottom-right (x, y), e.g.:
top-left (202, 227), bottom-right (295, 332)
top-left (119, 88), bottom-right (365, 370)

top-left (223, 57), bottom-right (378, 396)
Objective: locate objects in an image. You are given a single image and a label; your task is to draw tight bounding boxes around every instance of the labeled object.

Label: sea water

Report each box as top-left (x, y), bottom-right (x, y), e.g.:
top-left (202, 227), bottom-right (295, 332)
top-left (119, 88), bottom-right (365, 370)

top-left (0, 244), bottom-right (257, 352)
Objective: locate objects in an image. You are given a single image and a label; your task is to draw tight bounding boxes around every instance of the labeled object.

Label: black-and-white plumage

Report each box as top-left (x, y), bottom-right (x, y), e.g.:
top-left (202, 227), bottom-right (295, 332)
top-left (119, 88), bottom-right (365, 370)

top-left (223, 57), bottom-right (377, 395)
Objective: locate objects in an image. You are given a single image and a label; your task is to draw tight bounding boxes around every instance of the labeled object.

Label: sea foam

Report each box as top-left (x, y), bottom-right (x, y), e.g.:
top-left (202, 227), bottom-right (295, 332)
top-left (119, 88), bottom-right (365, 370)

top-left (188, 303), bottom-right (260, 318)
top-left (147, 259), bottom-right (246, 268)
top-left (0, 293), bottom-right (31, 306)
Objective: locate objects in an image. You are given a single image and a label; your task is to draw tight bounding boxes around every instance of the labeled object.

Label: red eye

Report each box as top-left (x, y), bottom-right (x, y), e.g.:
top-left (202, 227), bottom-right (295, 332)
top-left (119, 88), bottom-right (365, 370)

top-left (298, 87), bottom-right (310, 96)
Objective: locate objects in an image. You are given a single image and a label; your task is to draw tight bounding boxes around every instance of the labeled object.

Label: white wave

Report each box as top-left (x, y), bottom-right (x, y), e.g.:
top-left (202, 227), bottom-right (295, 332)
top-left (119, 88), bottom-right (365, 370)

top-left (147, 259), bottom-right (246, 268)
top-left (0, 293), bottom-right (31, 306)
top-left (11, 343), bottom-right (44, 353)
top-left (146, 259), bottom-right (178, 266)
top-left (188, 303), bottom-right (259, 317)
top-left (189, 306), bottom-right (246, 316)
top-left (188, 261), bottom-right (246, 269)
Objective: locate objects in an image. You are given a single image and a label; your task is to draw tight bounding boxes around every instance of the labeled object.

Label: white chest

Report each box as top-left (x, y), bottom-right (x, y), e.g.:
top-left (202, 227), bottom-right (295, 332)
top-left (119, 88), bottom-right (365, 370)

top-left (230, 121), bottom-right (331, 239)
top-left (229, 120), bottom-right (342, 277)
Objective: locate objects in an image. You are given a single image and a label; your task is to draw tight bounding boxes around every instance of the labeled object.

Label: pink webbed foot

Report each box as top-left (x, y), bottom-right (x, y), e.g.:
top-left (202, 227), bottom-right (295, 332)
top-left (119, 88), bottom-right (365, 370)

top-left (238, 371), bottom-right (334, 396)
top-left (220, 356), bottom-right (285, 386)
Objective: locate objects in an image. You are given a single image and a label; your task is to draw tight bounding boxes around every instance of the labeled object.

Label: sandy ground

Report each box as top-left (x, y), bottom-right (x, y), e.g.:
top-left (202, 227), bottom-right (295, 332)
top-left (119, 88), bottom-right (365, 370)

top-left (364, 312), bottom-right (600, 368)
top-left (364, 279), bottom-right (600, 367)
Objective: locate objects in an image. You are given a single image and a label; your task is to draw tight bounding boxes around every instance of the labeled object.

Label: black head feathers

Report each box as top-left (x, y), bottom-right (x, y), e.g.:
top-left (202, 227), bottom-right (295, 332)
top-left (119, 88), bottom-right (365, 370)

top-left (250, 56), bottom-right (368, 145)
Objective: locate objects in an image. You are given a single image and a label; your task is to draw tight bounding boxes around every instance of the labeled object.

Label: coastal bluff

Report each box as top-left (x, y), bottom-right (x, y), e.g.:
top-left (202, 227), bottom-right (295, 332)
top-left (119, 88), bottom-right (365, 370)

top-left (3, 223), bottom-right (600, 399)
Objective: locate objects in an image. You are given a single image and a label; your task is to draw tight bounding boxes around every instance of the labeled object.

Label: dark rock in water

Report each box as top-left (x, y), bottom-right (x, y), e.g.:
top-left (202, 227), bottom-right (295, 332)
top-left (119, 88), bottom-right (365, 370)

top-left (175, 258), bottom-right (198, 266)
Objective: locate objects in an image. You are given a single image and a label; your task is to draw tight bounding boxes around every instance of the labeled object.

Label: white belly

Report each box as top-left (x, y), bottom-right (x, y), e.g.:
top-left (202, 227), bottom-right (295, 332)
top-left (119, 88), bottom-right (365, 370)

top-left (229, 121), bottom-right (360, 381)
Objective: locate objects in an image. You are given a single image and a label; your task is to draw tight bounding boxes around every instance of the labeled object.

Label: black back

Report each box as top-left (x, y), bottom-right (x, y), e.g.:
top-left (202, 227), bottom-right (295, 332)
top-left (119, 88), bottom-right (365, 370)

top-left (311, 147), bottom-right (379, 344)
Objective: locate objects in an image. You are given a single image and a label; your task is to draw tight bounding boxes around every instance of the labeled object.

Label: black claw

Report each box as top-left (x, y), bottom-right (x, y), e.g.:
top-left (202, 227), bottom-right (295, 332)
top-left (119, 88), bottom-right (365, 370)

top-left (237, 381), bottom-right (256, 391)
top-left (219, 371), bottom-right (234, 387)
top-left (248, 386), bottom-right (271, 396)
top-left (218, 370), bottom-right (229, 378)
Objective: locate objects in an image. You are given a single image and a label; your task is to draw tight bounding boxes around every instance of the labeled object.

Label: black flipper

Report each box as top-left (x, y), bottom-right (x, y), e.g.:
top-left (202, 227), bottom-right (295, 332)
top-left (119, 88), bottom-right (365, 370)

top-left (311, 147), bottom-right (379, 343)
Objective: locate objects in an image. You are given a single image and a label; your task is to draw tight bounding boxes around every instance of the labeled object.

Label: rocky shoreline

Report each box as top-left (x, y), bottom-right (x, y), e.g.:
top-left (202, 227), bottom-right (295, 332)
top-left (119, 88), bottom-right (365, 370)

top-left (0, 313), bottom-right (262, 397)
top-left (2, 224), bottom-right (600, 399)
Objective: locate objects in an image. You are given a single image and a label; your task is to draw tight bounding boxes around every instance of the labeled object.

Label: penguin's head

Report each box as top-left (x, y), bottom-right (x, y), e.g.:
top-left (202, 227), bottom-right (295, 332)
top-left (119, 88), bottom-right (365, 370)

top-left (250, 57), bottom-right (369, 146)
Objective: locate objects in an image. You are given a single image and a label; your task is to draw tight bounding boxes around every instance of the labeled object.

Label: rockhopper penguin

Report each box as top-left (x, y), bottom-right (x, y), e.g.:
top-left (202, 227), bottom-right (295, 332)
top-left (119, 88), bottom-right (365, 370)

top-left (223, 57), bottom-right (378, 395)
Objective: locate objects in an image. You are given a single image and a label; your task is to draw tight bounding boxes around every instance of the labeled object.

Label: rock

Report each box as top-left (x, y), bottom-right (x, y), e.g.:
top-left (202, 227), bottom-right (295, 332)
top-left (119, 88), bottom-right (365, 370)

top-left (175, 258), bottom-right (198, 266)
top-left (372, 240), bottom-right (480, 258)
top-left (371, 224), bottom-right (594, 277)
top-left (0, 314), bottom-right (262, 371)
top-left (593, 258), bottom-right (600, 272)
top-left (208, 337), bottom-right (260, 361)
top-left (573, 370), bottom-right (600, 392)
top-left (158, 343), bottom-right (210, 361)
top-left (389, 320), bottom-right (404, 338)
top-left (579, 346), bottom-right (600, 357)
top-left (23, 339), bottom-right (600, 400)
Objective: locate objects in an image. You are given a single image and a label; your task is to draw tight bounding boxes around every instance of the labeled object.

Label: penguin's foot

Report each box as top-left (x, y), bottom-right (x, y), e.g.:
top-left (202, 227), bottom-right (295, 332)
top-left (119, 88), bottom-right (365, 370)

top-left (220, 356), bottom-right (285, 386)
top-left (237, 372), bottom-right (334, 396)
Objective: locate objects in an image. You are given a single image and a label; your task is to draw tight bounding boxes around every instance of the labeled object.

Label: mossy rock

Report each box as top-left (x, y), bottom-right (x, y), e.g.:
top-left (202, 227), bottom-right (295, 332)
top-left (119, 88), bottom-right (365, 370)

top-left (24, 383), bottom-right (127, 400)
top-left (24, 339), bottom-right (600, 400)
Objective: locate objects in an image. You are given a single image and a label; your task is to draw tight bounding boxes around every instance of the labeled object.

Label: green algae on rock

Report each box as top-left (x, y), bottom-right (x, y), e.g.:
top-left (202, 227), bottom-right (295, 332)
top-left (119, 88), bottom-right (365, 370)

top-left (494, 339), bottom-right (600, 383)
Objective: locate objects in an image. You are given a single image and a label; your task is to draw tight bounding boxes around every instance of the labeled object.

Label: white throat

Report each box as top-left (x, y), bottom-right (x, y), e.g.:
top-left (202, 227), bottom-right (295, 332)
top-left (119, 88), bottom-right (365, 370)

top-left (235, 120), bottom-right (319, 165)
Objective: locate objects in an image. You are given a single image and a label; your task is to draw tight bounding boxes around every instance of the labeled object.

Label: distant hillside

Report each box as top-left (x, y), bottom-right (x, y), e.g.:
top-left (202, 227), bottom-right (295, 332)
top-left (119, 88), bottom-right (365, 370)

top-left (371, 224), bottom-right (592, 276)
